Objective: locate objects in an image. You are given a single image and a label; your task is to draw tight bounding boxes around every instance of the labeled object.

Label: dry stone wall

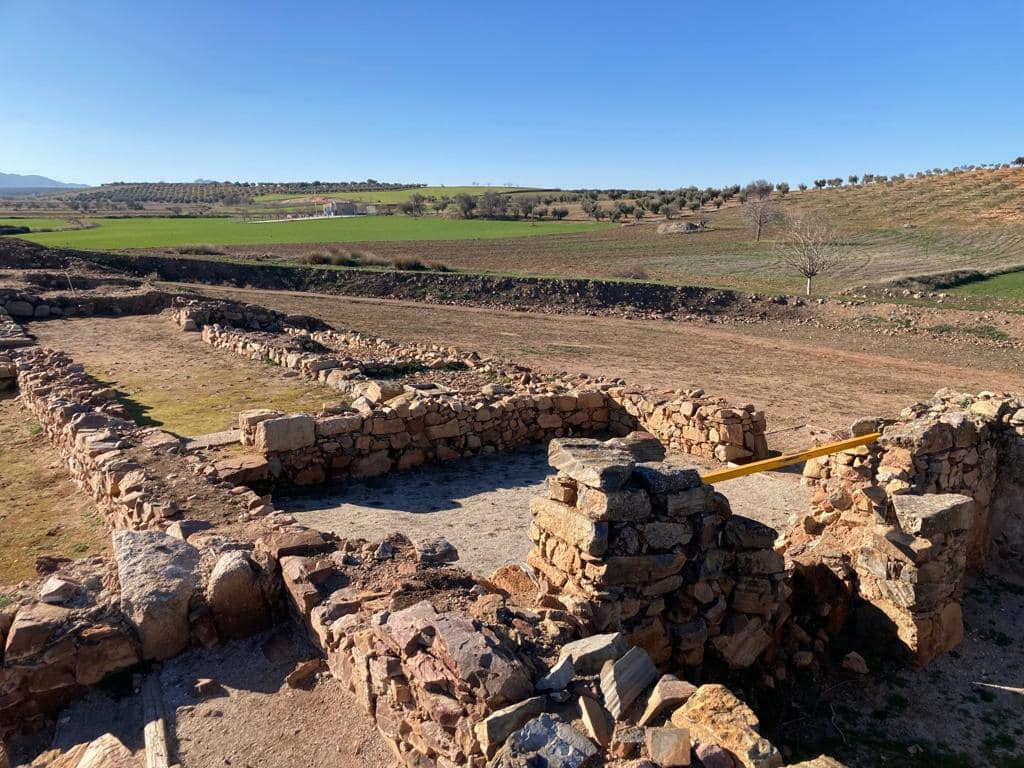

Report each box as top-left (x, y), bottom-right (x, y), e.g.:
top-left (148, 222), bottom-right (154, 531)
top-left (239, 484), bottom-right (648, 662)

top-left (0, 288), bottom-right (169, 321)
top-left (2, 346), bottom-right (281, 733)
top-left (169, 298), bottom-right (770, 487)
top-left (790, 389), bottom-right (1024, 666)
top-left (526, 437), bottom-right (790, 675)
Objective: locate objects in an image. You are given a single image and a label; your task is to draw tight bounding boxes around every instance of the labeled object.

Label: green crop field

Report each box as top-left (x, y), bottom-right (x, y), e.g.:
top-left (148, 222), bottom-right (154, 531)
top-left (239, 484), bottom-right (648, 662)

top-left (254, 186), bottom-right (536, 203)
top-left (15, 215), bottom-right (608, 250)
top-left (0, 217), bottom-right (73, 231)
top-left (949, 271), bottom-right (1024, 299)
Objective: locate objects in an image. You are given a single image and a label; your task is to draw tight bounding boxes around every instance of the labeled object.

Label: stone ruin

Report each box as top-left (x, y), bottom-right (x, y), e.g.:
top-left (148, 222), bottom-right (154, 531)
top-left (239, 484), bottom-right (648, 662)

top-left (1, 291), bottom-right (1023, 768)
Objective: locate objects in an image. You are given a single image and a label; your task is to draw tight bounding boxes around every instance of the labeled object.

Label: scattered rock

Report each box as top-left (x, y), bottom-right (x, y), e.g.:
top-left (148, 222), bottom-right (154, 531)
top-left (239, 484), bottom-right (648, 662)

top-left (536, 656), bottom-right (575, 692)
top-left (285, 658), bottom-right (323, 688)
top-left (646, 726), bottom-right (692, 766)
top-left (414, 536), bottom-right (459, 564)
top-left (579, 695), bottom-right (612, 747)
top-left (37, 575), bottom-right (81, 605)
top-left (558, 632), bottom-right (629, 674)
top-left (842, 651), bottom-right (869, 675)
top-left (600, 646), bottom-right (658, 719)
top-left (192, 678), bottom-right (227, 698)
top-left (638, 675), bottom-right (698, 726)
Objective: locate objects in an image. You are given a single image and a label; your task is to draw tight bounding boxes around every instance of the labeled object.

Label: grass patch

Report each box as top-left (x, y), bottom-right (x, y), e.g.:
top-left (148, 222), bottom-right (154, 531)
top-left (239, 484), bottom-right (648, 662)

top-left (927, 324), bottom-right (1010, 341)
top-left (950, 270), bottom-right (1024, 299)
top-left (18, 216), bottom-right (609, 250)
top-left (0, 395), bottom-right (109, 584)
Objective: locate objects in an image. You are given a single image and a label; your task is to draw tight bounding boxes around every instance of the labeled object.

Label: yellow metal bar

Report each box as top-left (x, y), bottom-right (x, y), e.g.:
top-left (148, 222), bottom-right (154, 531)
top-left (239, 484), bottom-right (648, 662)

top-left (700, 432), bottom-right (881, 484)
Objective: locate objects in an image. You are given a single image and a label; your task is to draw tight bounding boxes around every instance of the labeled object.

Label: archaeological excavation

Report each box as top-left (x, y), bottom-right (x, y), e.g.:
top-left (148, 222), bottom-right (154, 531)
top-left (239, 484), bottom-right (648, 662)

top-left (1, 241), bottom-right (1023, 768)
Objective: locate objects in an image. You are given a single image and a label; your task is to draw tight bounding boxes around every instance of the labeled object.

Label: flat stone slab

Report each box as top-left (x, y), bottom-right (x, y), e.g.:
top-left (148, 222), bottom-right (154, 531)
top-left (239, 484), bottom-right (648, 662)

top-left (184, 428), bottom-right (242, 451)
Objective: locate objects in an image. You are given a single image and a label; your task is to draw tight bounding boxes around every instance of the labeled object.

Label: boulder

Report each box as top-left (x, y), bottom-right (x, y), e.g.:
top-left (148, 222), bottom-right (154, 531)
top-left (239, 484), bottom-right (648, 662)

top-left (672, 684), bottom-right (782, 768)
top-left (558, 632), bottom-right (629, 674)
top-left (113, 529), bottom-right (199, 660)
top-left (207, 551), bottom-right (270, 639)
top-left (492, 713), bottom-right (597, 768)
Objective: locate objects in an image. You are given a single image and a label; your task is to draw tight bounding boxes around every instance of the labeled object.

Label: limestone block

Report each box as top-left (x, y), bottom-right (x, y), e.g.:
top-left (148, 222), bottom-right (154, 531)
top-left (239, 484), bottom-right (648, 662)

top-left (892, 493), bottom-right (974, 537)
top-left (530, 498), bottom-right (608, 555)
top-left (255, 414), bottom-right (315, 453)
top-left (672, 684), bottom-right (782, 768)
top-left (113, 529), bottom-right (199, 660)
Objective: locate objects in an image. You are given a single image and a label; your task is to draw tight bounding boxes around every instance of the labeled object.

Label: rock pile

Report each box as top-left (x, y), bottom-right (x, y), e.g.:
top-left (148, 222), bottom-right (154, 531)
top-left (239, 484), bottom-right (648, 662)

top-left (280, 528), bottom-right (794, 767)
top-left (526, 437), bottom-right (790, 674)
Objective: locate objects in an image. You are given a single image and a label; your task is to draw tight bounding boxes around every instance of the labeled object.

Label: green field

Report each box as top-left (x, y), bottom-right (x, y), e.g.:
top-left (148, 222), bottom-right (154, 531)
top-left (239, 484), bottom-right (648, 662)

top-left (0, 217), bottom-right (73, 231)
top-left (16, 215), bottom-right (608, 250)
top-left (950, 271), bottom-right (1024, 299)
top-left (254, 185), bottom-right (535, 203)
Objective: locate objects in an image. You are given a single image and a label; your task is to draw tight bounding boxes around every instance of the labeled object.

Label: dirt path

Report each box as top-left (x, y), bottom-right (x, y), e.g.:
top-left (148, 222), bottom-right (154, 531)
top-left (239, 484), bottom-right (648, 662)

top-left (174, 285), bottom-right (1024, 451)
top-left (28, 315), bottom-right (337, 438)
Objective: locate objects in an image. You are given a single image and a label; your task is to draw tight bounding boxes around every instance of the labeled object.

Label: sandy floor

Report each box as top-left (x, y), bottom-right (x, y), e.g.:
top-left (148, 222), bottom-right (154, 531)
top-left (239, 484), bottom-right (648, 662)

top-left (7, 626), bottom-right (395, 768)
top-left (277, 447), bottom-right (811, 578)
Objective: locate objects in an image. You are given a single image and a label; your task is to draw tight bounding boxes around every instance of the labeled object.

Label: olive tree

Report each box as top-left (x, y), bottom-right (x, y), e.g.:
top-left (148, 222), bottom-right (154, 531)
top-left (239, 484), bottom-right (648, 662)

top-left (777, 216), bottom-right (842, 295)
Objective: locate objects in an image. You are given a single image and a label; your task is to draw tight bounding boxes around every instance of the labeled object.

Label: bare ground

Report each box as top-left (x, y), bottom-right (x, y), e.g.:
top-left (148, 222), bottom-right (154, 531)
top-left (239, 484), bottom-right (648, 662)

top-left (27, 315), bottom-right (337, 438)
top-left (0, 392), bottom-right (108, 586)
top-left (168, 285), bottom-right (1024, 453)
top-left (276, 447), bottom-right (809, 578)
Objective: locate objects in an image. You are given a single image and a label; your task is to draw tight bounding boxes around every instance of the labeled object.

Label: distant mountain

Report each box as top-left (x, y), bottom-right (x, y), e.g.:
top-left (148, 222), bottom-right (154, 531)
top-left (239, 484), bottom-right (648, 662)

top-left (194, 178), bottom-right (216, 184)
top-left (0, 172), bottom-right (88, 189)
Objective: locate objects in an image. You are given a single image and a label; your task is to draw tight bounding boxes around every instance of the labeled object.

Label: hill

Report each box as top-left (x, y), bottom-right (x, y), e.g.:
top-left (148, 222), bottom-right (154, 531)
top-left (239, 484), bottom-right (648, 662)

top-left (0, 172), bottom-right (86, 189)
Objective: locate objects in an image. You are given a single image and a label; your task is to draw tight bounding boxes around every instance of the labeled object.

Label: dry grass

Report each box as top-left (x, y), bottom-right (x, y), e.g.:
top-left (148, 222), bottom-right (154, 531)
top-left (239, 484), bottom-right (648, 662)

top-left (28, 316), bottom-right (338, 437)
top-left (0, 393), bottom-right (108, 586)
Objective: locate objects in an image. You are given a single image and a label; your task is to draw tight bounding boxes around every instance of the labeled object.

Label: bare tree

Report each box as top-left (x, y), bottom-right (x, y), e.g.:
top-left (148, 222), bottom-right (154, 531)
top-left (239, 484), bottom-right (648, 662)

top-left (778, 217), bottom-right (842, 295)
top-left (740, 197), bottom-right (784, 241)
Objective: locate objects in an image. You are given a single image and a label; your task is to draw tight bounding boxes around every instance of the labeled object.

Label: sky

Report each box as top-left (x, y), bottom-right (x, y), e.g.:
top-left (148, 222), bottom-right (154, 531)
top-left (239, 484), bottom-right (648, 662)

top-left (2, 1), bottom-right (1022, 189)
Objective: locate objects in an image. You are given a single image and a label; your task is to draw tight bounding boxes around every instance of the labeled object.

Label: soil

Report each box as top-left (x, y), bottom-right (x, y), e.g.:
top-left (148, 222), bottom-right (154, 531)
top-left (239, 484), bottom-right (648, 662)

top-left (27, 315), bottom-right (337, 438)
top-left (277, 447), bottom-right (810, 579)
top-left (0, 392), bottom-right (109, 587)
top-left (169, 285), bottom-right (1024, 453)
top-left (6, 626), bottom-right (396, 768)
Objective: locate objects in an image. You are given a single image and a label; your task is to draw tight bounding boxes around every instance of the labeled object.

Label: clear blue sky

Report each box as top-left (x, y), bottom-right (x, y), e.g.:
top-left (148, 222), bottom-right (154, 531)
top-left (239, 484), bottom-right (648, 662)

top-left (2, 0), bottom-right (1022, 189)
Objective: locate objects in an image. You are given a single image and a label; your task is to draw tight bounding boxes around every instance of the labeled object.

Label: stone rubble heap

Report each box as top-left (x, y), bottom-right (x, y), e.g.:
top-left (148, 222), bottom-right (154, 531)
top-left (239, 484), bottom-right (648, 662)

top-left (790, 389), bottom-right (1024, 666)
top-left (281, 527), bottom-right (801, 768)
top-left (526, 437), bottom-right (791, 676)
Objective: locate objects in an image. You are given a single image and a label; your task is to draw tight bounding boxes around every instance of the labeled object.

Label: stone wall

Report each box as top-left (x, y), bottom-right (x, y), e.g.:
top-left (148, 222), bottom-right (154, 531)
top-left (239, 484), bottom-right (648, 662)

top-left (2, 346), bottom-right (280, 733)
top-left (608, 387), bottom-right (769, 463)
top-left (234, 386), bottom-right (620, 486)
top-left (801, 390), bottom-right (1024, 576)
top-left (525, 437), bottom-right (790, 675)
top-left (171, 300), bottom-right (770, 487)
top-left (789, 389), bottom-right (1024, 666)
top-left (0, 288), bottom-right (170, 321)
